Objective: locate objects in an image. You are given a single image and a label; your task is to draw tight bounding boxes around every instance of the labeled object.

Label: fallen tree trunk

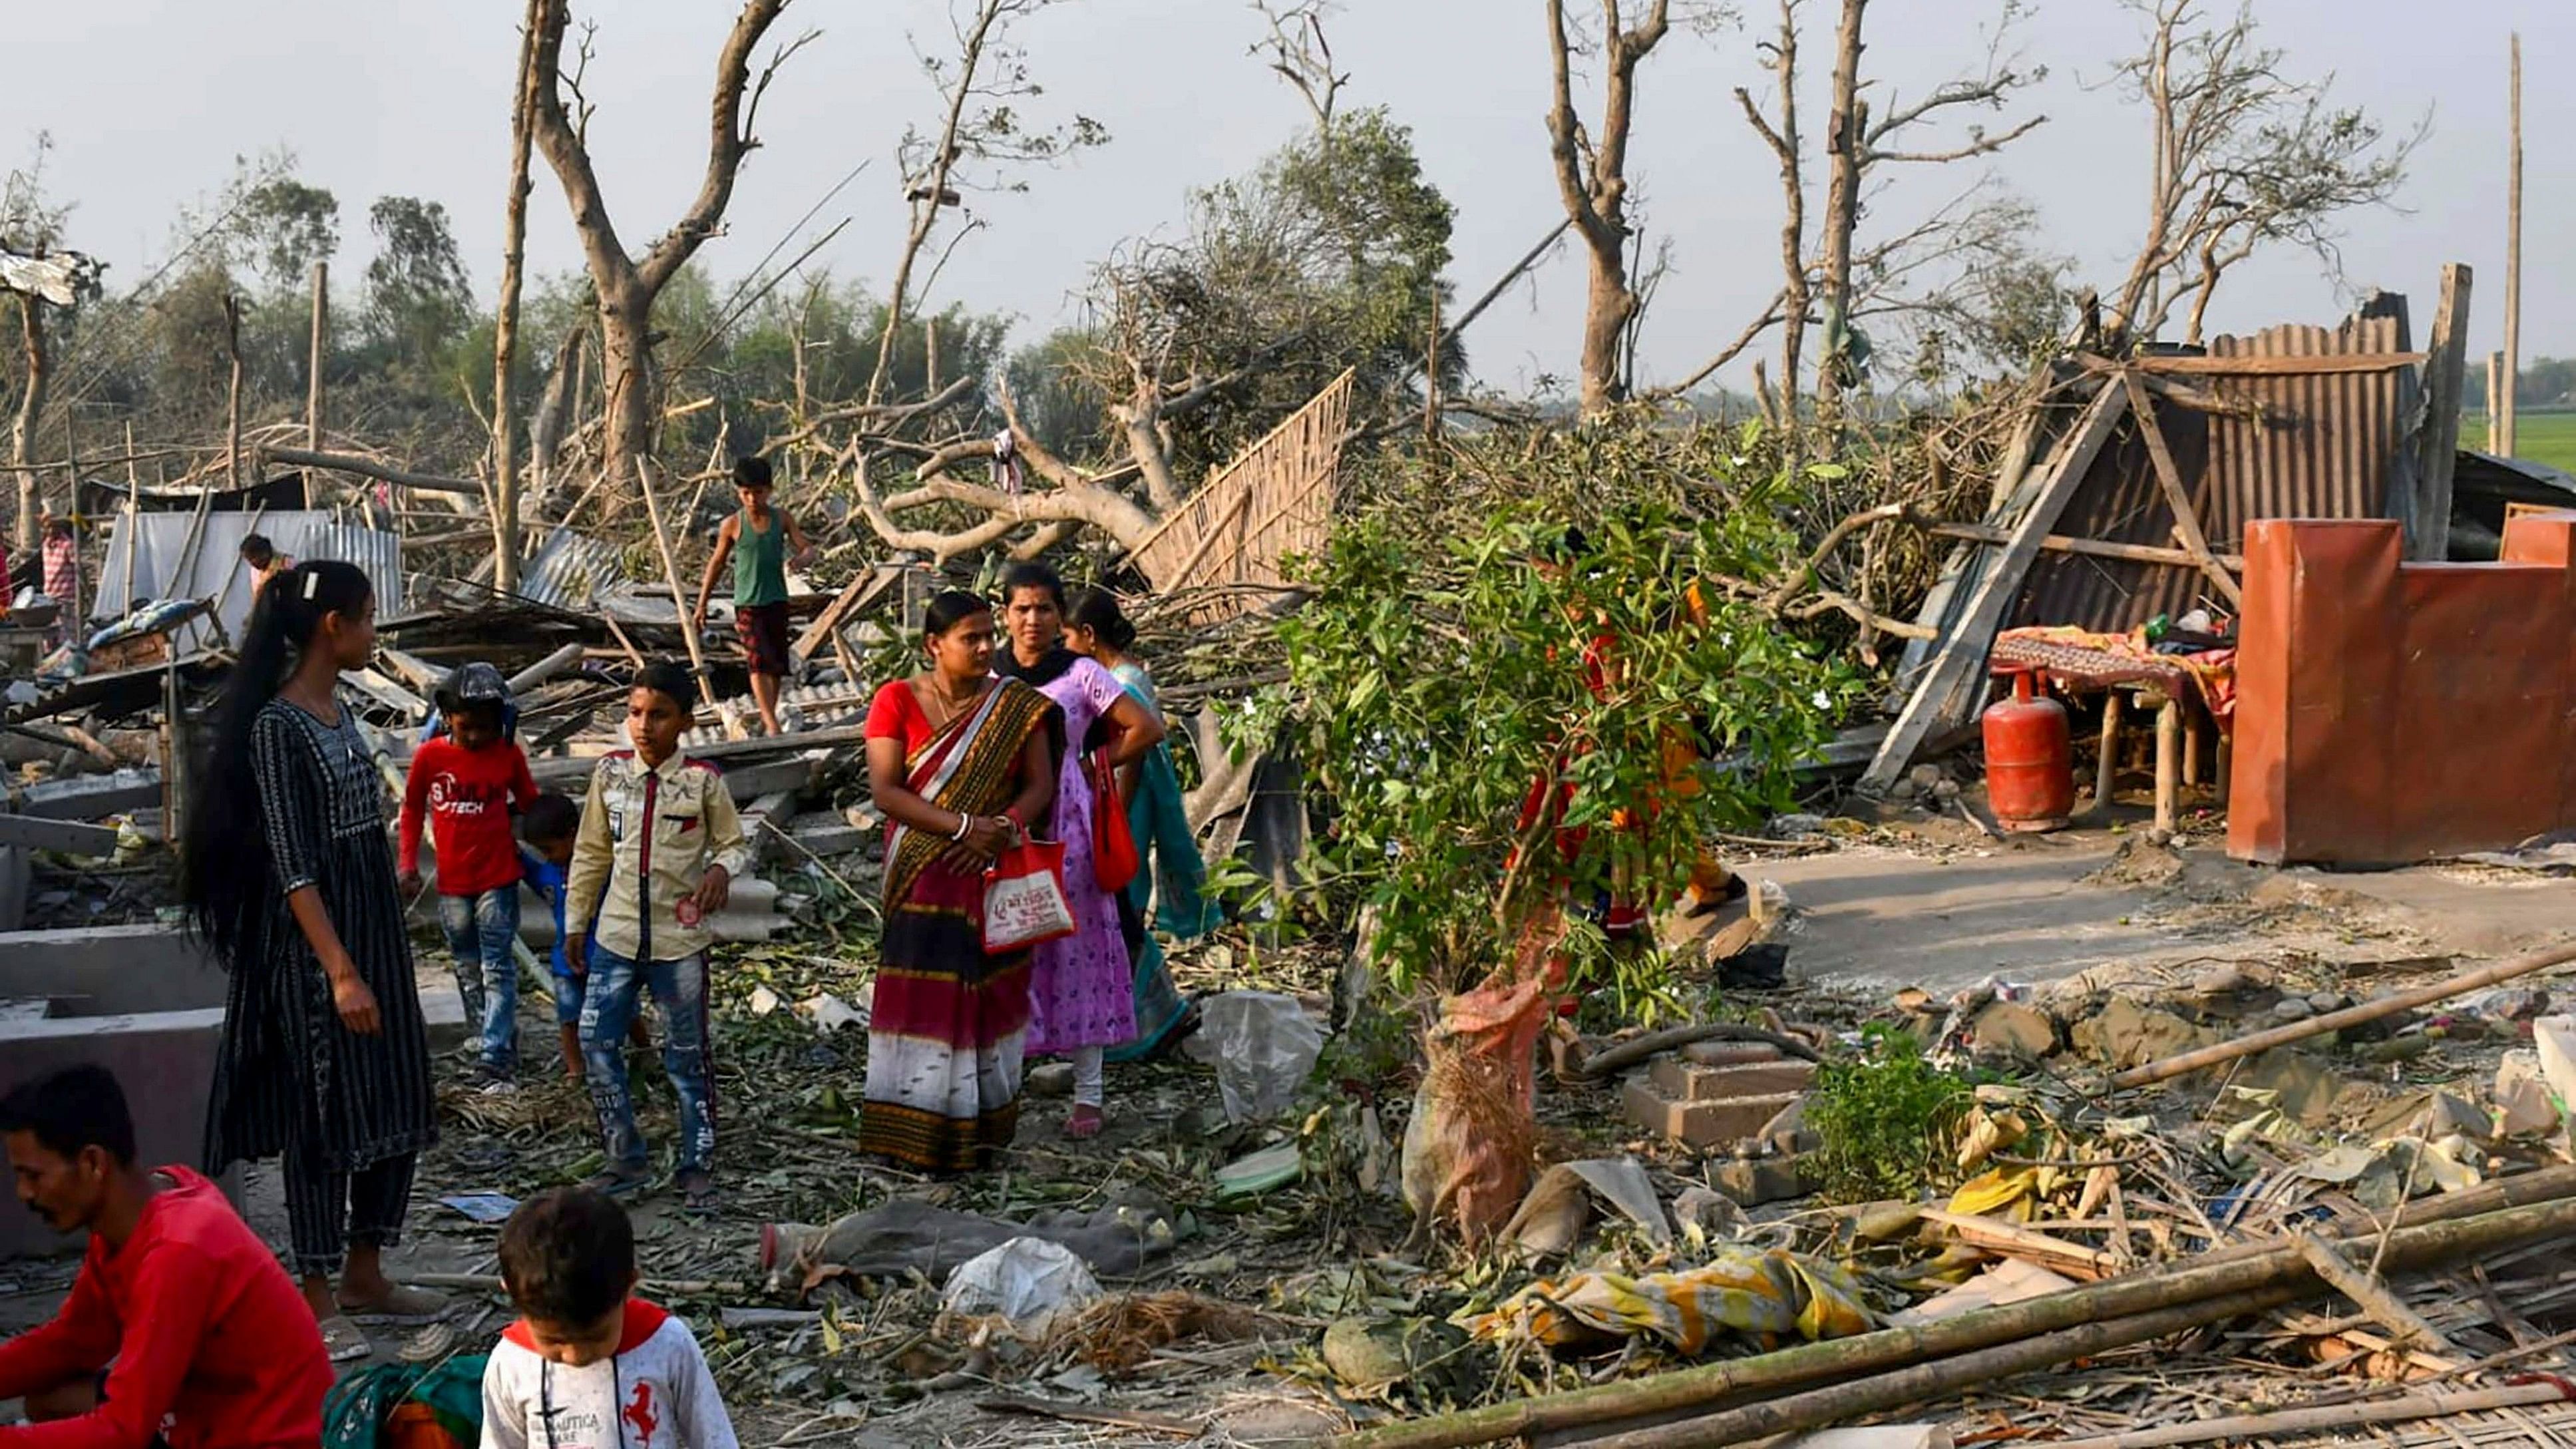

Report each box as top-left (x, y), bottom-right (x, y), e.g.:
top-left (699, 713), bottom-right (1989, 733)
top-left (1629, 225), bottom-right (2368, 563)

top-left (1570, 1195), bottom-right (2576, 1448)
top-left (1344, 1166), bottom-right (2576, 1449)
top-left (2110, 941), bottom-right (2576, 1090)
top-left (263, 446), bottom-right (485, 498)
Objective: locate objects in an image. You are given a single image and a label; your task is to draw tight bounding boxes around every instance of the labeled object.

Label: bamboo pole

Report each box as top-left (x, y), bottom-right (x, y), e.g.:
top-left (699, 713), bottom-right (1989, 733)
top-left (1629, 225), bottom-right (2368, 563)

top-left (120, 421), bottom-right (138, 613)
top-left (2110, 940), bottom-right (2576, 1090)
top-left (634, 457), bottom-right (741, 739)
top-left (2045, 1382), bottom-right (2573, 1449)
top-left (2293, 1231), bottom-right (2454, 1354)
top-left (1576, 1196), bottom-right (2576, 1448)
top-left (1342, 1168), bottom-right (2576, 1449)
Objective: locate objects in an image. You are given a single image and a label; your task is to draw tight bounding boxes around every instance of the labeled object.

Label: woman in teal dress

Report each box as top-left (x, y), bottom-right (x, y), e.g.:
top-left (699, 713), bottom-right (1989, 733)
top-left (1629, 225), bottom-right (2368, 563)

top-left (1065, 588), bottom-right (1222, 1062)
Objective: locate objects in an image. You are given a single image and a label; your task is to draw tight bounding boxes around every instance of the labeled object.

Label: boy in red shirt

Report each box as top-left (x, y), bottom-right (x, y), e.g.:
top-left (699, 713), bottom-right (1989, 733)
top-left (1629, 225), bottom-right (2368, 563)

top-left (0, 1064), bottom-right (333, 1449)
top-left (399, 662), bottom-right (540, 1088)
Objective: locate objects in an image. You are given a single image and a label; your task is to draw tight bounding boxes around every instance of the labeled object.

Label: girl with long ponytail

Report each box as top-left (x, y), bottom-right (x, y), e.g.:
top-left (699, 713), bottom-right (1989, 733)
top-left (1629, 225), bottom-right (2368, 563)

top-left (185, 560), bottom-right (441, 1360)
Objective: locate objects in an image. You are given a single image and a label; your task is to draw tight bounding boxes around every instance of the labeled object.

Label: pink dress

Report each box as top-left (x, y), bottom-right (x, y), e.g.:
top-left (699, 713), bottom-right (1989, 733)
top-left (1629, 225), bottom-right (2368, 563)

top-left (1027, 658), bottom-right (1137, 1054)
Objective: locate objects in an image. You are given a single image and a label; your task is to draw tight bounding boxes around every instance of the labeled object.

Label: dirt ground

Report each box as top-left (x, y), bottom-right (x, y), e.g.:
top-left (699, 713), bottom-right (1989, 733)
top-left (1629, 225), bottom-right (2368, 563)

top-left (10, 797), bottom-right (2576, 1444)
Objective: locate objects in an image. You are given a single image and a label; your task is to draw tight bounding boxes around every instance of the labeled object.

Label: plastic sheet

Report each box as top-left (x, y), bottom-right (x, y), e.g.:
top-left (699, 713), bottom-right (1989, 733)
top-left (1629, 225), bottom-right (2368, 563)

top-left (942, 1237), bottom-right (1103, 1336)
top-left (1183, 990), bottom-right (1325, 1123)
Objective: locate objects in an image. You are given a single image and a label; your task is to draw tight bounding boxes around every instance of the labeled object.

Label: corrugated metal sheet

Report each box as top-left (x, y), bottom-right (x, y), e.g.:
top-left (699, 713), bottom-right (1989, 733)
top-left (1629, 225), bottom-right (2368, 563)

top-left (2008, 308), bottom-right (2418, 633)
top-left (300, 516), bottom-right (407, 620)
top-left (519, 527), bottom-right (622, 609)
top-left (100, 509), bottom-right (402, 644)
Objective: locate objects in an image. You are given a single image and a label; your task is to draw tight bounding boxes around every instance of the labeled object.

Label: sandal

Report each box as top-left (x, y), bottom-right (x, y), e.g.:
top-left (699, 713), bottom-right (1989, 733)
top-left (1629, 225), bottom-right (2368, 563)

top-left (317, 1316), bottom-right (373, 1364)
top-left (675, 1169), bottom-right (721, 1217)
top-left (584, 1167), bottom-right (651, 1200)
top-left (1065, 1104), bottom-right (1105, 1140)
top-left (337, 1282), bottom-right (450, 1321)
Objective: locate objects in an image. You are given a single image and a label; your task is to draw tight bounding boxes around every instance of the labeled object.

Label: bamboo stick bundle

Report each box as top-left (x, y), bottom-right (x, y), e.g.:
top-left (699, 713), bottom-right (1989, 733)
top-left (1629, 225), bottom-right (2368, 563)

top-left (1345, 1166), bottom-right (2576, 1449)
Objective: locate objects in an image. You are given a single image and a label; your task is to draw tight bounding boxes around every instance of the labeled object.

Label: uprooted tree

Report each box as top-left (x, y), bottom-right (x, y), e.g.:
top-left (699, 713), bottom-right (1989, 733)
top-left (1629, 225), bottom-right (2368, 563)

top-left (844, 87), bottom-right (1453, 562)
top-left (526, 0), bottom-right (811, 503)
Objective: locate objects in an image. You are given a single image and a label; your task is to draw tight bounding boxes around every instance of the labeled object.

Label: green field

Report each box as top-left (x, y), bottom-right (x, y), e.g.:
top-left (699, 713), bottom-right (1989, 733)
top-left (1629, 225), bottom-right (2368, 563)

top-left (2466, 409), bottom-right (2576, 474)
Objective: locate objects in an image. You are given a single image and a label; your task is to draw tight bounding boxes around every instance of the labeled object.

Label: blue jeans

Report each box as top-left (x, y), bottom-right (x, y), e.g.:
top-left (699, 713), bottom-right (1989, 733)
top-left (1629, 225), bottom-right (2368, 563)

top-left (438, 887), bottom-right (522, 1072)
top-left (580, 946), bottom-right (715, 1176)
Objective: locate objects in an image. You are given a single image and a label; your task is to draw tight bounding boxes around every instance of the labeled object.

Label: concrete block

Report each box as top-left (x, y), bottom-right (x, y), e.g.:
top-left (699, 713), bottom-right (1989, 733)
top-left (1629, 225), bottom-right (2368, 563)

top-left (1650, 1057), bottom-right (1819, 1102)
top-left (0, 925), bottom-right (234, 1259)
top-left (1711, 1154), bottom-right (1819, 1207)
top-left (1679, 1040), bottom-right (1783, 1068)
top-left (1623, 1076), bottom-right (1803, 1149)
top-left (0, 924), bottom-right (226, 1017)
top-left (417, 957), bottom-right (467, 1049)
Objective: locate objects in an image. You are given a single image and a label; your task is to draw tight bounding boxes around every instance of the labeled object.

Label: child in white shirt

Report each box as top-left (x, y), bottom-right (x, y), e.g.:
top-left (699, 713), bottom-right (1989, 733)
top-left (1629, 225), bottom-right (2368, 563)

top-left (480, 1187), bottom-right (737, 1449)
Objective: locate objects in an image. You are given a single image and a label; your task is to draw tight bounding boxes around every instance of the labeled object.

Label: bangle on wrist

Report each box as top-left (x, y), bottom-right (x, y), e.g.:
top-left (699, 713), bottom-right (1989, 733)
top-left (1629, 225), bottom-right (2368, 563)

top-left (951, 813), bottom-right (972, 842)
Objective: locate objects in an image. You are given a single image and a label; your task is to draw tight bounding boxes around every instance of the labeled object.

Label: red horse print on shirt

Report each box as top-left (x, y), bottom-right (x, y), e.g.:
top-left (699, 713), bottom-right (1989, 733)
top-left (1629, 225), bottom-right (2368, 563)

top-left (622, 1380), bottom-right (659, 1444)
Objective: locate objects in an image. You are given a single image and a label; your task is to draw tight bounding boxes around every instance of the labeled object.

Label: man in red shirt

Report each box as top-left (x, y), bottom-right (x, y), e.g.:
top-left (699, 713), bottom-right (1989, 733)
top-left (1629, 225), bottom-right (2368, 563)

top-left (0, 1064), bottom-right (333, 1448)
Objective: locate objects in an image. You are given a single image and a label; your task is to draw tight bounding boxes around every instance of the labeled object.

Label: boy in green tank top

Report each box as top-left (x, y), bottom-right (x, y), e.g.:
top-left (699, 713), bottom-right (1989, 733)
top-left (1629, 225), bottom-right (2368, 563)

top-left (693, 455), bottom-right (815, 735)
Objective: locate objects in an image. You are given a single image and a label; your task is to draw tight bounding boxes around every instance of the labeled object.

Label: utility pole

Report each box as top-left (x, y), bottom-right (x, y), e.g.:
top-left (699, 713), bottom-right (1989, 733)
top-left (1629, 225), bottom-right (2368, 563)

top-left (2501, 32), bottom-right (2523, 456)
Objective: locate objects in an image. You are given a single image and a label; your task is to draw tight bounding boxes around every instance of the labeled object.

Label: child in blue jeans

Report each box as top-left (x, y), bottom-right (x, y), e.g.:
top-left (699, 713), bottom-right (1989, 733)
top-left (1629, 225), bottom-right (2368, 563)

top-left (564, 664), bottom-right (751, 1215)
top-left (522, 794), bottom-right (651, 1082)
top-left (397, 663), bottom-right (537, 1087)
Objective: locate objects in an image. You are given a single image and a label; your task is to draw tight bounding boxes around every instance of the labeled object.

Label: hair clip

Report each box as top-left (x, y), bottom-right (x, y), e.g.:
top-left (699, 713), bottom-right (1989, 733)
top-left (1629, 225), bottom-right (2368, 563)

top-left (302, 570), bottom-right (319, 600)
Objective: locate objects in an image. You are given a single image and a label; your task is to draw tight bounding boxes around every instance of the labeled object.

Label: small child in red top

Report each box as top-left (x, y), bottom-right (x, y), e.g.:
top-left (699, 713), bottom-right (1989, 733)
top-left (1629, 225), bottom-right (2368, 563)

top-left (398, 662), bottom-right (539, 1086)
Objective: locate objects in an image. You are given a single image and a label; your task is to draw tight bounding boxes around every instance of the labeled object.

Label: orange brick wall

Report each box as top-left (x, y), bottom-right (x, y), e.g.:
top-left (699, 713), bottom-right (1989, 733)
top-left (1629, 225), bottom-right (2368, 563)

top-left (2229, 515), bottom-right (2576, 864)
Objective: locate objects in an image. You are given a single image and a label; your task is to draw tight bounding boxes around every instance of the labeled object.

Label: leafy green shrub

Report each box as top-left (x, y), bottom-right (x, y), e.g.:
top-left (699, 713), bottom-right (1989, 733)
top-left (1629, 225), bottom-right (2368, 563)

top-left (1807, 1028), bottom-right (1975, 1203)
top-left (1270, 471), bottom-right (1859, 1002)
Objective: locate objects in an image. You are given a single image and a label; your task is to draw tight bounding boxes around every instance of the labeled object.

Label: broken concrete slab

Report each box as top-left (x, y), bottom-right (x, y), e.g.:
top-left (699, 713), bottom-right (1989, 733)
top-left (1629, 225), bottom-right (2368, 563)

top-left (0, 813), bottom-right (120, 856)
top-left (16, 768), bottom-right (161, 821)
top-left (0, 926), bottom-right (231, 1259)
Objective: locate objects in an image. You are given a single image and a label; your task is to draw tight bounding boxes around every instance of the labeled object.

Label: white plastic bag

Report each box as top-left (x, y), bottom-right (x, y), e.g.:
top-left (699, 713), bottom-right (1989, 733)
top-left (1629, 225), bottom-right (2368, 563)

top-left (941, 1236), bottom-right (1103, 1337)
top-left (1183, 991), bottom-right (1326, 1124)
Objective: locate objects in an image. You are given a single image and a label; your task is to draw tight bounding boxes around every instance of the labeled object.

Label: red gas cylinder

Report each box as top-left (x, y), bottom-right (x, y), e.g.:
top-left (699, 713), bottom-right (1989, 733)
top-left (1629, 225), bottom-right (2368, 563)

top-left (1982, 668), bottom-right (2073, 832)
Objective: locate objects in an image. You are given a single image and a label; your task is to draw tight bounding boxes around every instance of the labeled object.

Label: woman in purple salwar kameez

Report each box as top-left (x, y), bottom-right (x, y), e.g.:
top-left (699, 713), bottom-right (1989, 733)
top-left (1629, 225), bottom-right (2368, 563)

top-left (993, 563), bottom-right (1167, 1138)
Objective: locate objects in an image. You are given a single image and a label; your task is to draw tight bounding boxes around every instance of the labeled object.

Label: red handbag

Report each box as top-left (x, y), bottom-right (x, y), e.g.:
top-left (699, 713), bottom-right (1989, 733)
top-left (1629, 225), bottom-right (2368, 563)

top-left (1089, 748), bottom-right (1141, 895)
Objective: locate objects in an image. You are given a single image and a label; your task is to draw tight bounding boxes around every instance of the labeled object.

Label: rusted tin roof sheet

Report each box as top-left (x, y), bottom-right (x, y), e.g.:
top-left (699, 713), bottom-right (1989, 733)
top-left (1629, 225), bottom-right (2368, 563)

top-left (2008, 310), bottom-right (2419, 633)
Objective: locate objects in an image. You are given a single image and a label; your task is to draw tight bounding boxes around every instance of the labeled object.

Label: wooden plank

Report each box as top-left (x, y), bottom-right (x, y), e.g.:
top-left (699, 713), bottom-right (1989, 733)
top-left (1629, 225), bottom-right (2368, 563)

top-left (0, 813), bottom-right (120, 855)
top-left (1915, 1209), bottom-right (2117, 1280)
top-left (2133, 351), bottom-right (2426, 377)
top-left (379, 646), bottom-right (451, 694)
top-left (347, 668), bottom-right (429, 720)
top-left (1918, 520), bottom-right (2245, 572)
top-left (2410, 263), bottom-right (2474, 561)
top-left (790, 565), bottom-right (899, 666)
top-left (2118, 371), bottom-right (2241, 608)
top-left (1863, 384), bottom-right (2131, 791)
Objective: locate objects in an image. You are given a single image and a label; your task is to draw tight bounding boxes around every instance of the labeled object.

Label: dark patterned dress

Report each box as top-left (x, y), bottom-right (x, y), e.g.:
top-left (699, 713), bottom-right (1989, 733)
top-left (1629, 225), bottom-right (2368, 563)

top-left (205, 696), bottom-right (436, 1178)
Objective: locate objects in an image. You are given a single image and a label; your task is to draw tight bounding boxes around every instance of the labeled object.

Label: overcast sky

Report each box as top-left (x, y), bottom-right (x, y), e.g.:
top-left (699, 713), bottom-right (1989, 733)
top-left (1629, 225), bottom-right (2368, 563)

top-left (7, 0), bottom-right (2568, 395)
